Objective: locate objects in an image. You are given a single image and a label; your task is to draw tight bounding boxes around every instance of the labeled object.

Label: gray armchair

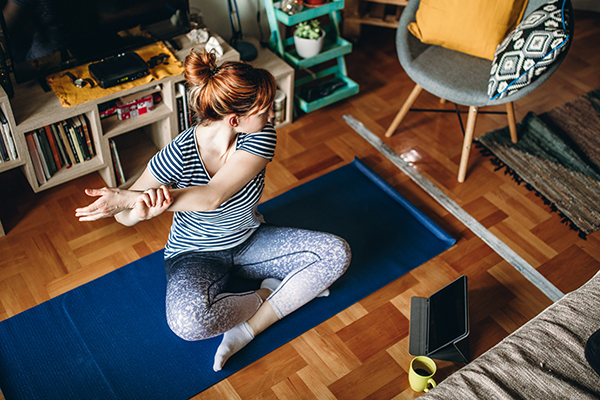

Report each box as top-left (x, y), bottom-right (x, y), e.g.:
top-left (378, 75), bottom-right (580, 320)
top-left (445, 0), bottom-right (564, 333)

top-left (385, 0), bottom-right (574, 182)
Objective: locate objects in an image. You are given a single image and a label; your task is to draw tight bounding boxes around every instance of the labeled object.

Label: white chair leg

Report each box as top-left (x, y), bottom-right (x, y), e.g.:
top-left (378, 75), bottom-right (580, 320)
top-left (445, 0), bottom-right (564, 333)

top-left (457, 106), bottom-right (478, 183)
top-left (385, 84), bottom-right (423, 138)
top-left (505, 102), bottom-right (518, 143)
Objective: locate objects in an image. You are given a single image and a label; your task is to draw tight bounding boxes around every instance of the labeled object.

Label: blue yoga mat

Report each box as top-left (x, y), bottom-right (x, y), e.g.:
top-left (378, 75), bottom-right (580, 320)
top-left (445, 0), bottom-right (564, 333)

top-left (0, 158), bottom-right (455, 400)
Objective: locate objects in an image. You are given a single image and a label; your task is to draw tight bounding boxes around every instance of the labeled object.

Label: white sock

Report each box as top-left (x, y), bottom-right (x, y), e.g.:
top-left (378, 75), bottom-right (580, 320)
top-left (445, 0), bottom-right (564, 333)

top-left (213, 322), bottom-right (254, 372)
top-left (260, 278), bottom-right (282, 291)
top-left (260, 278), bottom-right (330, 298)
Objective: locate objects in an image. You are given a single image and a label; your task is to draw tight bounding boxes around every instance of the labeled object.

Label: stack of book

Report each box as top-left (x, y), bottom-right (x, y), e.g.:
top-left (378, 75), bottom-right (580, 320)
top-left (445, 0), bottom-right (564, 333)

top-left (25, 115), bottom-right (96, 185)
top-left (0, 108), bottom-right (18, 162)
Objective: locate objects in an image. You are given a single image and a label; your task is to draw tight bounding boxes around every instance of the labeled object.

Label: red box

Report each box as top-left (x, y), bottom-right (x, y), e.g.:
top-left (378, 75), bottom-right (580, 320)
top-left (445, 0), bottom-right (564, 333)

top-left (116, 94), bottom-right (154, 120)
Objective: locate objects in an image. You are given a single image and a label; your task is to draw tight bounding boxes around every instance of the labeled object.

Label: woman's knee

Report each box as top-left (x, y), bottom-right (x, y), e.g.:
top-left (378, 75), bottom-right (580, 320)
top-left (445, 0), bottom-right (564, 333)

top-left (166, 302), bottom-right (220, 341)
top-left (322, 234), bottom-right (351, 277)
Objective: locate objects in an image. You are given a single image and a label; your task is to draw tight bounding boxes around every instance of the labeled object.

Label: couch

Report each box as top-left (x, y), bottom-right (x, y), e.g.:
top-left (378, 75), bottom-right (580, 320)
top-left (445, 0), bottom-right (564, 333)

top-left (421, 270), bottom-right (600, 399)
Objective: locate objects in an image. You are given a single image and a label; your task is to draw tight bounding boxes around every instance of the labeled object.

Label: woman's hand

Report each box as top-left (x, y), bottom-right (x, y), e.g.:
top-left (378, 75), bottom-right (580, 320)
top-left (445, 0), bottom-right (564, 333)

top-left (75, 187), bottom-right (139, 222)
top-left (133, 186), bottom-right (173, 221)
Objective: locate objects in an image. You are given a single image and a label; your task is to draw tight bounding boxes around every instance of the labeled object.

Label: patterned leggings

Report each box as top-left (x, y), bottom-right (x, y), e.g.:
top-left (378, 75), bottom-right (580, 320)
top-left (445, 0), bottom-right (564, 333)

top-left (164, 224), bottom-right (351, 341)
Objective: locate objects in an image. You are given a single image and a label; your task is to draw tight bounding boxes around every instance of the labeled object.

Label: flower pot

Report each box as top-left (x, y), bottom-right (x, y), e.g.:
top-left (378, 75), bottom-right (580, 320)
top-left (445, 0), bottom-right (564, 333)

top-left (294, 31), bottom-right (325, 58)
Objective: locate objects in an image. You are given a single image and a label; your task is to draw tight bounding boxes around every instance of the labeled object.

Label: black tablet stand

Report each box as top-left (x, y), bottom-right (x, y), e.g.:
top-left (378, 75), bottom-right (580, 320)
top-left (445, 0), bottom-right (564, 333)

top-left (409, 275), bottom-right (470, 364)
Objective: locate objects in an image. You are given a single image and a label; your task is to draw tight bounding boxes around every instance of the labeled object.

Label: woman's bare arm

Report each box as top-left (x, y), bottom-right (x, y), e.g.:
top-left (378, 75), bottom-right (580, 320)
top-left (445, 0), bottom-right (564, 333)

top-left (75, 150), bottom-right (268, 223)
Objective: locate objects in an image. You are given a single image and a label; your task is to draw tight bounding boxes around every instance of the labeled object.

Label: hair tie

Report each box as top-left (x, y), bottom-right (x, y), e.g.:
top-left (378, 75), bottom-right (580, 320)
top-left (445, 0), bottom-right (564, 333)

top-left (209, 67), bottom-right (220, 77)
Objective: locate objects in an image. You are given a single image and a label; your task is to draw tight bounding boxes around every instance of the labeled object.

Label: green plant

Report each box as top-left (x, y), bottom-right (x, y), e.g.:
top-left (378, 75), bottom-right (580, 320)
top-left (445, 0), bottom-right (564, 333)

top-left (294, 19), bottom-right (322, 39)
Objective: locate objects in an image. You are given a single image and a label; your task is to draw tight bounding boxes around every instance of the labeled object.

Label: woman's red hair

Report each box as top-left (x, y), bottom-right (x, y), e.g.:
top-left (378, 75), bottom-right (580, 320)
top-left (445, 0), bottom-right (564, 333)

top-left (184, 50), bottom-right (276, 124)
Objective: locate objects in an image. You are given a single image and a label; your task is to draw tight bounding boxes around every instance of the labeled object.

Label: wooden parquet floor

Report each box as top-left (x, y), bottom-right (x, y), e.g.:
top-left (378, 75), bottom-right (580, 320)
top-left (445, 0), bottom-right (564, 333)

top-left (1, 10), bottom-right (600, 400)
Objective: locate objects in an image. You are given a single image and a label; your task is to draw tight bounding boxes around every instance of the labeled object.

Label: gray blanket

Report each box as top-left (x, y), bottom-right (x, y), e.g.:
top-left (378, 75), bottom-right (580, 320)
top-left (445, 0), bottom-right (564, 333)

top-left (421, 271), bottom-right (600, 399)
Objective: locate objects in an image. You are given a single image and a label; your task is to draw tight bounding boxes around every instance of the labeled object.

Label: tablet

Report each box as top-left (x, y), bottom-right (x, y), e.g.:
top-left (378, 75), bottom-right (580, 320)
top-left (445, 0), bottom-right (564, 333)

top-left (427, 275), bottom-right (469, 354)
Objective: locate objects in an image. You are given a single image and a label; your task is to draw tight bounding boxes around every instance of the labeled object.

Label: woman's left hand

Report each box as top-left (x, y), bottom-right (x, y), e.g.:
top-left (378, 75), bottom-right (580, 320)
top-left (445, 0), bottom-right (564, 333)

top-left (75, 187), bottom-right (140, 221)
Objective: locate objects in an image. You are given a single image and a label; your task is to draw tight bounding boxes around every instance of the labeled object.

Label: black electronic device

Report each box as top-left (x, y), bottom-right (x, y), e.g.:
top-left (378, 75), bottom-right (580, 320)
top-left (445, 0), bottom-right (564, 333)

top-left (88, 53), bottom-right (150, 89)
top-left (409, 275), bottom-right (470, 364)
top-left (0, 0), bottom-right (190, 84)
top-left (300, 78), bottom-right (347, 102)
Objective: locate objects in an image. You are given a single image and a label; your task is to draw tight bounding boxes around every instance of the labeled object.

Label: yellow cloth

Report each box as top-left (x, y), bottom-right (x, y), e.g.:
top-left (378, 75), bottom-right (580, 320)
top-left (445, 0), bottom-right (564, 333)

top-left (407, 0), bottom-right (529, 60)
top-left (46, 42), bottom-right (185, 107)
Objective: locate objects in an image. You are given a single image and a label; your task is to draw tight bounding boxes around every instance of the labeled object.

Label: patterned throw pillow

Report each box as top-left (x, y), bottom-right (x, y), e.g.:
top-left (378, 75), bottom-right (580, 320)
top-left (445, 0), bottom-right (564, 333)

top-left (488, 0), bottom-right (570, 101)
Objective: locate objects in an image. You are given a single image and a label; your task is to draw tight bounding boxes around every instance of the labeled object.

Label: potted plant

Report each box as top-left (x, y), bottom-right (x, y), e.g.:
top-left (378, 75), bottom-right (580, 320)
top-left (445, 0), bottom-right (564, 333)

top-left (294, 19), bottom-right (325, 58)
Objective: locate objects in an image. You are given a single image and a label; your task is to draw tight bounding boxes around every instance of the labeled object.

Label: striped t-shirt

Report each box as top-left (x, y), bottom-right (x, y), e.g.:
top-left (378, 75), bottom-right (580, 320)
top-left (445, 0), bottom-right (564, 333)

top-left (148, 124), bottom-right (277, 259)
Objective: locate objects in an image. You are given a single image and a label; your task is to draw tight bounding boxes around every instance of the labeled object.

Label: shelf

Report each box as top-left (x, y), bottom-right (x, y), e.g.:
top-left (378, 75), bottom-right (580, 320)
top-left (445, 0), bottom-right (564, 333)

top-left (295, 75), bottom-right (359, 113)
top-left (344, 15), bottom-right (401, 28)
top-left (274, 0), bottom-right (345, 25)
top-left (265, 0), bottom-right (359, 113)
top-left (0, 31), bottom-right (303, 233)
top-left (244, 38), bottom-right (295, 128)
top-left (367, 0), bottom-right (407, 4)
top-left (111, 129), bottom-right (159, 189)
top-left (32, 155), bottom-right (105, 192)
top-left (343, 0), bottom-right (407, 38)
top-left (0, 158), bottom-right (26, 174)
top-left (282, 36), bottom-right (352, 69)
top-left (101, 101), bottom-right (173, 139)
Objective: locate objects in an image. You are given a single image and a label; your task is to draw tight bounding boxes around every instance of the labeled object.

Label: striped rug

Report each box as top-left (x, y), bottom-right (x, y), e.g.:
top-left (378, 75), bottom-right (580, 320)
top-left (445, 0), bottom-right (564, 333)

top-left (476, 88), bottom-right (600, 237)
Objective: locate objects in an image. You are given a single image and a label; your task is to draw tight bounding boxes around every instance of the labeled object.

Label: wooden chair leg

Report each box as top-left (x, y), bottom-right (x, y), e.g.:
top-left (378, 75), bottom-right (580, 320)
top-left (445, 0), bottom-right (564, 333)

top-left (505, 102), bottom-right (518, 143)
top-left (457, 106), bottom-right (478, 183)
top-left (385, 84), bottom-right (422, 138)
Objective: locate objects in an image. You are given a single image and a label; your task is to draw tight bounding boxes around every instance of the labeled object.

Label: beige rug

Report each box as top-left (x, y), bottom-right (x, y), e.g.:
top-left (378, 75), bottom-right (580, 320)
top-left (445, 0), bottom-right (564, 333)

top-left (476, 88), bottom-right (600, 237)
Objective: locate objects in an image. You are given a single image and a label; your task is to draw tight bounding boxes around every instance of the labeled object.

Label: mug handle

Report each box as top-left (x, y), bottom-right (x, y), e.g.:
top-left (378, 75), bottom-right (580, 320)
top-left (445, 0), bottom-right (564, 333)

top-left (423, 378), bottom-right (437, 392)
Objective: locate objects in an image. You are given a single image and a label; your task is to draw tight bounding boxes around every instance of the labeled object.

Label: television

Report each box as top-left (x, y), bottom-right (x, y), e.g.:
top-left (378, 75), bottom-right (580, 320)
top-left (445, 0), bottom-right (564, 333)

top-left (0, 0), bottom-right (190, 85)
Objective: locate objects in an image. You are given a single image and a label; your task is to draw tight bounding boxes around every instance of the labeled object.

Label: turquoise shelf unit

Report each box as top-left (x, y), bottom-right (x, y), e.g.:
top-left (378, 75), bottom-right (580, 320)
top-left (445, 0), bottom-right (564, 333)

top-left (263, 0), bottom-right (359, 113)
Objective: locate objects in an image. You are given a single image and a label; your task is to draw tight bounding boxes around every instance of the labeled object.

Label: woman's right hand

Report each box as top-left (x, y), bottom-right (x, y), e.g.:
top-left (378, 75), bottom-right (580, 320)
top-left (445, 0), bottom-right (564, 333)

top-left (133, 185), bottom-right (173, 221)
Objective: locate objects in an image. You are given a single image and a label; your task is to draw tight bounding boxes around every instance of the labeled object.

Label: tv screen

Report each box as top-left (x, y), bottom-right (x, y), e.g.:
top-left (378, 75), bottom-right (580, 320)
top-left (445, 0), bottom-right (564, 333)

top-left (0, 0), bottom-right (189, 84)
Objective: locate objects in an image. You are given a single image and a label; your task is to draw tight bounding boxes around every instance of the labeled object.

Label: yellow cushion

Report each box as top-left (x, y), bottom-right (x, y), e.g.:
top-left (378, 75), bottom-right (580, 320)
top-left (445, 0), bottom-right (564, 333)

top-left (407, 0), bottom-right (529, 60)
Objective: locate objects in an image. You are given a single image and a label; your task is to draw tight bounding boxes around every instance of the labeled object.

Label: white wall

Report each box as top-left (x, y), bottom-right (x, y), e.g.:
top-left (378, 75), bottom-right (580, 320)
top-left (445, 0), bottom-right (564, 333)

top-left (191, 0), bottom-right (600, 42)
top-left (190, 0), bottom-right (270, 43)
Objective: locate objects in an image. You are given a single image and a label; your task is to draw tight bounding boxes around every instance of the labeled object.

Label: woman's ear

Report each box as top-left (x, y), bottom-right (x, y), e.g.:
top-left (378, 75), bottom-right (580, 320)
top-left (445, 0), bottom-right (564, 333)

top-left (228, 114), bottom-right (239, 128)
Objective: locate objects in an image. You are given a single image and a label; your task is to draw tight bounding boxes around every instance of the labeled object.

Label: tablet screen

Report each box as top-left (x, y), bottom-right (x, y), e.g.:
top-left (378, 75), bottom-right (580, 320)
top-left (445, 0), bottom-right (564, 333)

top-left (427, 276), bottom-right (468, 353)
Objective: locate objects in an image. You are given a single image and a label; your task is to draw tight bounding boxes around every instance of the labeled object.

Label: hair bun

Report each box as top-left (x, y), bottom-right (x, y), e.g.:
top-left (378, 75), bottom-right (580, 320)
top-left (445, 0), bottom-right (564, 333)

top-left (184, 49), bottom-right (219, 86)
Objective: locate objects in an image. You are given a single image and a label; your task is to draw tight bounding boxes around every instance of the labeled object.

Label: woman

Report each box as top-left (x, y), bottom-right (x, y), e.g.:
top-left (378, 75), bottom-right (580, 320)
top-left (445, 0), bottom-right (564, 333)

top-left (75, 50), bottom-right (351, 372)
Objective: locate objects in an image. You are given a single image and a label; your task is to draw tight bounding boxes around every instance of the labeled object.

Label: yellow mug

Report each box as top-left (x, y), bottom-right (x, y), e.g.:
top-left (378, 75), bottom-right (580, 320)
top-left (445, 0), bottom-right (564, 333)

top-left (408, 356), bottom-right (437, 392)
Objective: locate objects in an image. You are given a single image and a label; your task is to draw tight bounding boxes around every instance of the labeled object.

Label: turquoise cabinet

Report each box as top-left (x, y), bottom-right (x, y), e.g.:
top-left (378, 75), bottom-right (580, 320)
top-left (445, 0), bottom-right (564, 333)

top-left (263, 0), bottom-right (359, 113)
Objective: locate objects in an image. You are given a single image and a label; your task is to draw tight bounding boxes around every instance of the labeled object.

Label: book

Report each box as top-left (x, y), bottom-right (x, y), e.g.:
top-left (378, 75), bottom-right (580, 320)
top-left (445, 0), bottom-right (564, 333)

top-left (36, 128), bottom-right (58, 175)
top-left (72, 117), bottom-right (91, 160)
top-left (175, 92), bottom-right (185, 132)
top-left (66, 119), bottom-right (86, 162)
top-left (51, 123), bottom-right (71, 168)
top-left (0, 107), bottom-right (17, 160)
top-left (77, 115), bottom-right (95, 156)
top-left (0, 128), bottom-right (8, 161)
top-left (32, 131), bottom-right (51, 180)
top-left (60, 120), bottom-right (80, 164)
top-left (176, 82), bottom-right (190, 130)
top-left (44, 125), bottom-right (62, 170)
top-left (25, 133), bottom-right (47, 185)
top-left (109, 139), bottom-right (126, 186)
